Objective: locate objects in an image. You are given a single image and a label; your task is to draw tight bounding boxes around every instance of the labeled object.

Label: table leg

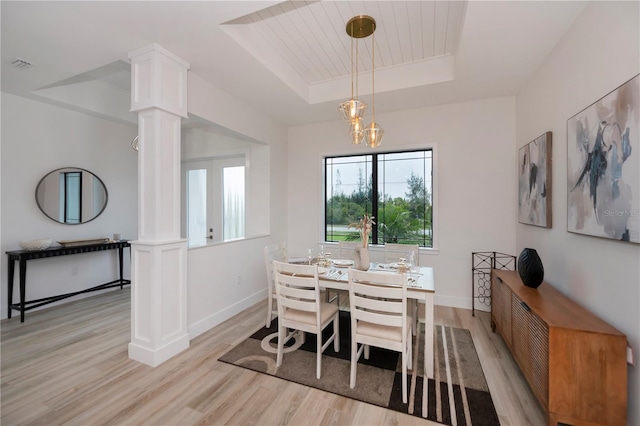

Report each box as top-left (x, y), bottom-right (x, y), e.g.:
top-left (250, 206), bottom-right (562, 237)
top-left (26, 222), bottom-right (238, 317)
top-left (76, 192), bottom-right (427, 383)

top-left (19, 259), bottom-right (27, 322)
top-left (424, 293), bottom-right (434, 378)
top-left (7, 258), bottom-right (15, 319)
top-left (422, 292), bottom-right (434, 418)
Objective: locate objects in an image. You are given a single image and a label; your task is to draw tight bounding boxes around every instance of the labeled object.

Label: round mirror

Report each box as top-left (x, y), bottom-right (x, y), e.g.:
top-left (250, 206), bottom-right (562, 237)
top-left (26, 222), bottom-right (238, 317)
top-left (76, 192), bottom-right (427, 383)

top-left (35, 167), bottom-right (108, 224)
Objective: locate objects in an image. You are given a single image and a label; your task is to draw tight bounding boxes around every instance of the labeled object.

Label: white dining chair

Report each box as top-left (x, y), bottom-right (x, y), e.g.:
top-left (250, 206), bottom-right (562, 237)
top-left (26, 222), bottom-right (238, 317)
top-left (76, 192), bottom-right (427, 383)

top-left (273, 260), bottom-right (340, 379)
top-left (338, 241), bottom-right (360, 261)
top-left (348, 268), bottom-right (412, 403)
top-left (263, 242), bottom-right (287, 328)
top-left (383, 243), bottom-right (419, 266)
top-left (384, 243), bottom-right (423, 335)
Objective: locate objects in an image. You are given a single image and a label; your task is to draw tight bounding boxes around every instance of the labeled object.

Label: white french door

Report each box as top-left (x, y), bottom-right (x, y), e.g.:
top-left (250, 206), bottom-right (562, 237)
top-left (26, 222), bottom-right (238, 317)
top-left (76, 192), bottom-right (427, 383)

top-left (182, 157), bottom-right (246, 246)
top-left (183, 160), bottom-right (216, 246)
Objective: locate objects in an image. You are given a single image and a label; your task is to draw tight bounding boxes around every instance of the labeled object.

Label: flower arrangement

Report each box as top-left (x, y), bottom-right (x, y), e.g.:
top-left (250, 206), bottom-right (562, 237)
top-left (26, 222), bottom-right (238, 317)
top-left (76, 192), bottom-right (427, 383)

top-left (348, 214), bottom-right (375, 248)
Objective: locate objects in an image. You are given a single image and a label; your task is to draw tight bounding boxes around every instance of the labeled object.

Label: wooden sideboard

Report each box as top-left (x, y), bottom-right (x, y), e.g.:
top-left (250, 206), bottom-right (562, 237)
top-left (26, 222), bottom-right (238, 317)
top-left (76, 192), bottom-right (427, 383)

top-left (491, 269), bottom-right (627, 426)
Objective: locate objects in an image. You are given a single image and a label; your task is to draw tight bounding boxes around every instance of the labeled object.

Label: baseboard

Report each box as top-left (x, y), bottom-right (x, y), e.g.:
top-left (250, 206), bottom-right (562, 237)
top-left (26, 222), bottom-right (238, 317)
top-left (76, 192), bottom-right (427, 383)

top-left (188, 290), bottom-right (267, 339)
top-left (128, 333), bottom-right (190, 367)
top-left (435, 294), bottom-right (472, 310)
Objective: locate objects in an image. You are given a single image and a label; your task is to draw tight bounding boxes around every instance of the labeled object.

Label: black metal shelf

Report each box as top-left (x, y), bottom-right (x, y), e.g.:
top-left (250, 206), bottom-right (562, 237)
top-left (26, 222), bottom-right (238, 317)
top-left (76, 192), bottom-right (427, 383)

top-left (471, 251), bottom-right (516, 316)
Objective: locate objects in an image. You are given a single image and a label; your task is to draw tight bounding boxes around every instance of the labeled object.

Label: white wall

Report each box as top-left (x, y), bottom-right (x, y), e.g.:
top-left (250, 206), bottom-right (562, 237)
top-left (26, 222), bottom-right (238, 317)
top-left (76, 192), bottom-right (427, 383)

top-left (287, 97), bottom-right (517, 309)
top-left (1, 92), bottom-right (138, 319)
top-left (516, 2), bottom-right (640, 423)
top-left (185, 73), bottom-right (288, 337)
top-left (0, 71), bottom-right (288, 337)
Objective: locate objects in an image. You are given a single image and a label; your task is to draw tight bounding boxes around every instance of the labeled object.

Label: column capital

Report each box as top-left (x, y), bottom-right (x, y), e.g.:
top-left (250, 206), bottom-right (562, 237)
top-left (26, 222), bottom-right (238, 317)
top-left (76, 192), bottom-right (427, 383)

top-left (129, 43), bottom-right (190, 117)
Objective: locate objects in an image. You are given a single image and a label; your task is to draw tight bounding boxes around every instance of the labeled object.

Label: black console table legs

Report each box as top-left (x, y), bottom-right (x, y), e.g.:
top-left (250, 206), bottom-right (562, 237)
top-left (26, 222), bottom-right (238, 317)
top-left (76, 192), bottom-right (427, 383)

top-left (6, 241), bottom-right (131, 322)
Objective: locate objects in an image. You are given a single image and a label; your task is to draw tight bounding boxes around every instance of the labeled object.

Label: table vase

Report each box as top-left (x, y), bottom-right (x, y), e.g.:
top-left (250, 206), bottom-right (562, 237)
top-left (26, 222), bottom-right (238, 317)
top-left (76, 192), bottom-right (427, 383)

top-left (354, 246), bottom-right (370, 271)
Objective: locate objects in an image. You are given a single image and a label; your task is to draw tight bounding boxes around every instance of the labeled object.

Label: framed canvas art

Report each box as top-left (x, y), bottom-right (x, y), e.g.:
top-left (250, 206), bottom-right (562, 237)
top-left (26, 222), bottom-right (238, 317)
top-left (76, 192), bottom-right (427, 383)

top-left (567, 74), bottom-right (640, 243)
top-left (518, 132), bottom-right (552, 227)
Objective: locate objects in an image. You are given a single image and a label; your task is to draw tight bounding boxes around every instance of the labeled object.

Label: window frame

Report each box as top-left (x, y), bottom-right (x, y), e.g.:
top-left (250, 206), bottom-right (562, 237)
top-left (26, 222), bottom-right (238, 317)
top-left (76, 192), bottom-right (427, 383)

top-left (323, 146), bottom-right (438, 250)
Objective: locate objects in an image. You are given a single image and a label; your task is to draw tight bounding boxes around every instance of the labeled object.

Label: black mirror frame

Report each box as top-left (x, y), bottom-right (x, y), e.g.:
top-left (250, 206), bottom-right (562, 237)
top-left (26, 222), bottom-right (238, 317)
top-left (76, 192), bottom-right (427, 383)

top-left (35, 167), bottom-right (109, 225)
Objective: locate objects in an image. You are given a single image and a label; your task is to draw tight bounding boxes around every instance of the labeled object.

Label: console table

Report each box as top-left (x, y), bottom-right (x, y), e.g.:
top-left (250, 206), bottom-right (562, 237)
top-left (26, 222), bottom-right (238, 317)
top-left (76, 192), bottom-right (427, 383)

top-left (6, 241), bottom-right (131, 322)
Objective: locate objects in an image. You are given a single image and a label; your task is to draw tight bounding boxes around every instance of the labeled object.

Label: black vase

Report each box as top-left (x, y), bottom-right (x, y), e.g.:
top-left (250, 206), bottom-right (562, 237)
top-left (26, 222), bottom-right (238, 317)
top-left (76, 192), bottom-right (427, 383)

top-left (517, 248), bottom-right (544, 288)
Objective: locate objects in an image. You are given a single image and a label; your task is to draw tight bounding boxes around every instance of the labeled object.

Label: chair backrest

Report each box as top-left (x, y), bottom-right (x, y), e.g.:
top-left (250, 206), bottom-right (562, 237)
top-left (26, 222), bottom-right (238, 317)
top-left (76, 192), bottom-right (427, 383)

top-left (348, 269), bottom-right (408, 330)
top-left (273, 260), bottom-right (321, 319)
top-left (383, 243), bottom-right (419, 266)
top-left (264, 242), bottom-right (287, 295)
top-left (338, 241), bottom-right (360, 261)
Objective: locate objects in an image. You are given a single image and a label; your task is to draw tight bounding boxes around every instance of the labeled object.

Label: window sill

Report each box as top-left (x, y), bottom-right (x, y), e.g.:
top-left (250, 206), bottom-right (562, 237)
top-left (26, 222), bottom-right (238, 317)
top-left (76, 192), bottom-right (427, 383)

top-left (322, 242), bottom-right (439, 256)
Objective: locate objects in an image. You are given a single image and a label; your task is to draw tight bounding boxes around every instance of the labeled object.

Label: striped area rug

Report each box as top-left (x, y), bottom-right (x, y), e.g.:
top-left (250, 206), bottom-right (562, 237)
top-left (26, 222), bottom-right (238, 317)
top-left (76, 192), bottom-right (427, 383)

top-left (219, 311), bottom-right (499, 425)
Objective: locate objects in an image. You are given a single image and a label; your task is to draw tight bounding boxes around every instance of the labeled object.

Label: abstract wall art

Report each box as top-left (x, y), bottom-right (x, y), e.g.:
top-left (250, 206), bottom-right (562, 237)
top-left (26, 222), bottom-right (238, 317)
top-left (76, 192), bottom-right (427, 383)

top-left (518, 132), bottom-right (552, 227)
top-left (567, 74), bottom-right (640, 243)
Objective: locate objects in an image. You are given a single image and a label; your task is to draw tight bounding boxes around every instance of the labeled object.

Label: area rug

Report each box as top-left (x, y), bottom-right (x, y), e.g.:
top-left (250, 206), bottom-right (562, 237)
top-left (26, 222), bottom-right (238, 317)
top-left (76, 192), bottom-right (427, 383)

top-left (218, 311), bottom-right (499, 425)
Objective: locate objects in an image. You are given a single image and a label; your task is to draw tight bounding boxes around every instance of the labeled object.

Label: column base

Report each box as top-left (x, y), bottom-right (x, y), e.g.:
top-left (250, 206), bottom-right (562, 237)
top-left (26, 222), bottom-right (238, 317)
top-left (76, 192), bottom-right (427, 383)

top-left (129, 239), bottom-right (188, 367)
top-left (128, 333), bottom-right (190, 367)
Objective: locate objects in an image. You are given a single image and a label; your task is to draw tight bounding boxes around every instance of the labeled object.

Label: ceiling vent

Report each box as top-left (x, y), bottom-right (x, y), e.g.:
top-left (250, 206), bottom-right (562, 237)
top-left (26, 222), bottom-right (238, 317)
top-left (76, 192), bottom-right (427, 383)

top-left (11, 57), bottom-right (34, 70)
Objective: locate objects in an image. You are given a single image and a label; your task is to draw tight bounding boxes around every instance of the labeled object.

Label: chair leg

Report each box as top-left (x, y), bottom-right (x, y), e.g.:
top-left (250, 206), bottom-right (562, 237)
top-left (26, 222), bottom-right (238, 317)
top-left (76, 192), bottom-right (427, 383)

top-left (350, 339), bottom-right (358, 388)
top-left (364, 344), bottom-right (370, 360)
top-left (266, 295), bottom-right (273, 328)
top-left (316, 332), bottom-right (322, 379)
top-left (402, 350), bottom-right (408, 404)
top-left (325, 289), bottom-right (339, 305)
top-left (333, 314), bottom-right (340, 352)
top-left (276, 325), bottom-right (285, 368)
top-left (408, 334), bottom-right (413, 368)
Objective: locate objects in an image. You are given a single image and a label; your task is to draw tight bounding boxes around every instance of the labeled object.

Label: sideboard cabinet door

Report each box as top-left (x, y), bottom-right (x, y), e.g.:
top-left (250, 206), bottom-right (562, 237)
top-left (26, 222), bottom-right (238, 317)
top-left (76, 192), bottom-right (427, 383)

top-left (491, 274), bottom-right (512, 347)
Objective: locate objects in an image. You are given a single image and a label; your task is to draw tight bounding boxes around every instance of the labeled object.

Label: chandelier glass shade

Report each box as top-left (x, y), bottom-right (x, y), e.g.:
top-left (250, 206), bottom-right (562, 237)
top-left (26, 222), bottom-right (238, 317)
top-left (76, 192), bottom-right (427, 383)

top-left (340, 15), bottom-right (383, 147)
top-left (349, 116), bottom-right (365, 144)
top-left (339, 98), bottom-right (366, 122)
top-left (363, 121), bottom-right (384, 148)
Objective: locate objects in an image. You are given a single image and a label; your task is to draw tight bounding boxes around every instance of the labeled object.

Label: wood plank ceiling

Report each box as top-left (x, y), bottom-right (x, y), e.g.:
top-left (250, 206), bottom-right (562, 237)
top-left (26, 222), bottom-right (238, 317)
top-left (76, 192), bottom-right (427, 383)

top-left (223, 1), bottom-right (466, 99)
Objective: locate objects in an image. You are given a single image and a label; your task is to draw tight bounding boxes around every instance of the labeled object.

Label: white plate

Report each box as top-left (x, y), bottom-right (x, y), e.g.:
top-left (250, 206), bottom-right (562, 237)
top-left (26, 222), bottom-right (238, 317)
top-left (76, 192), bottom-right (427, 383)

top-left (317, 267), bottom-right (329, 275)
top-left (332, 259), bottom-right (354, 267)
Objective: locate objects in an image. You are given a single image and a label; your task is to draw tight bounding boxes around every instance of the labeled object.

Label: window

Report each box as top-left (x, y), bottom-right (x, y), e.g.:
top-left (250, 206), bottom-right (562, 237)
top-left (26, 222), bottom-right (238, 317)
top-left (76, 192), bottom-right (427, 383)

top-left (325, 150), bottom-right (433, 247)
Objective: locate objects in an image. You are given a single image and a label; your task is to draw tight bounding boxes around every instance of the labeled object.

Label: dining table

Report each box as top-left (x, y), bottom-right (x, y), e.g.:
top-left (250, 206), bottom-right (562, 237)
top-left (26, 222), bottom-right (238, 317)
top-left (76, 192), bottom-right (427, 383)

top-left (317, 261), bottom-right (435, 418)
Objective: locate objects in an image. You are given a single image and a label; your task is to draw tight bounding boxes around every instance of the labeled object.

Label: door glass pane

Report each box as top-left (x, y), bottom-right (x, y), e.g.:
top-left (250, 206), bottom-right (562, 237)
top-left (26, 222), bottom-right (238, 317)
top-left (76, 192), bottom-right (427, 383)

top-left (223, 166), bottom-right (245, 240)
top-left (187, 169), bottom-right (207, 246)
top-left (62, 171), bottom-right (81, 224)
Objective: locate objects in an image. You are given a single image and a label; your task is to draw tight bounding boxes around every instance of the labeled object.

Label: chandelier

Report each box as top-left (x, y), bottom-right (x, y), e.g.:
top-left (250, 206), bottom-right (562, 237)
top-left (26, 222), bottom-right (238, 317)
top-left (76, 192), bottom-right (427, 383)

top-left (339, 15), bottom-right (384, 148)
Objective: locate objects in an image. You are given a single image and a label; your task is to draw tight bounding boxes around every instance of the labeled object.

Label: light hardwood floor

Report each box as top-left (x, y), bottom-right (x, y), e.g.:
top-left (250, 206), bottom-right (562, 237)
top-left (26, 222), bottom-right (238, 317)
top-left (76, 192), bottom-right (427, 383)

top-left (1, 289), bottom-right (546, 425)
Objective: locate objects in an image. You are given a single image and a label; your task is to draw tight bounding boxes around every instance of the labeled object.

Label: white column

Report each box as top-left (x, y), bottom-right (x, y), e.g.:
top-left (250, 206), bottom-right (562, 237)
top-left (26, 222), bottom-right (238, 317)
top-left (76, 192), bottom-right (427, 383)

top-left (128, 44), bottom-right (190, 366)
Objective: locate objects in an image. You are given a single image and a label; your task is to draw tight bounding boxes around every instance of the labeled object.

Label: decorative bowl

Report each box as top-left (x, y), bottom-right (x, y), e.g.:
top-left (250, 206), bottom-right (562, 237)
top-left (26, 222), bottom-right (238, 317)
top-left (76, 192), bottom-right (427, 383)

top-left (19, 238), bottom-right (53, 251)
